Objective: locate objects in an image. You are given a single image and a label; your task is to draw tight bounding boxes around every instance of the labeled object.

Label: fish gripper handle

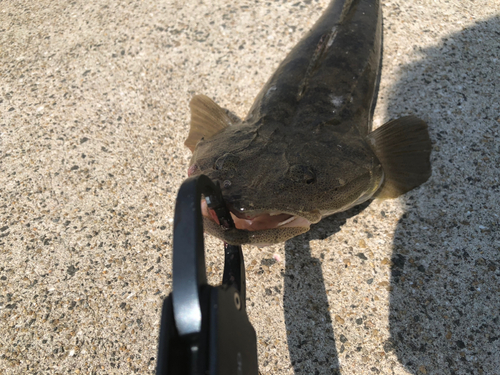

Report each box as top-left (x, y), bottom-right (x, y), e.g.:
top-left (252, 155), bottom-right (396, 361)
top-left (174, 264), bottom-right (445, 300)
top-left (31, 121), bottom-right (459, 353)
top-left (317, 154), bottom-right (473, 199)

top-left (156, 175), bottom-right (258, 375)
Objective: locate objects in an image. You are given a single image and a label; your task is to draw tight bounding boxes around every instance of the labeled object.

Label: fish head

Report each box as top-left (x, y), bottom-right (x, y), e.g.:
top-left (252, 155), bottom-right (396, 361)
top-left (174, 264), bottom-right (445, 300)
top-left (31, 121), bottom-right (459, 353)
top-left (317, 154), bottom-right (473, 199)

top-left (187, 118), bottom-right (383, 246)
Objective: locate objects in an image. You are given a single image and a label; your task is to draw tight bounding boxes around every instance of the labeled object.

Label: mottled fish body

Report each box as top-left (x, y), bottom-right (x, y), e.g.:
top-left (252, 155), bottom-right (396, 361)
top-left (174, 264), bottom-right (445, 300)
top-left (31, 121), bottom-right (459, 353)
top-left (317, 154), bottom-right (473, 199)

top-left (185, 0), bottom-right (431, 245)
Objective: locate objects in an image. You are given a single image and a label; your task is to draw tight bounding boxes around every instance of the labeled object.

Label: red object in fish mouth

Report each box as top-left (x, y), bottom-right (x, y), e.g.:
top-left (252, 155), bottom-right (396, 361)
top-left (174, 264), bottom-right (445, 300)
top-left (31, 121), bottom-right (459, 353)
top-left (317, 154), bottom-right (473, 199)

top-left (200, 199), bottom-right (311, 232)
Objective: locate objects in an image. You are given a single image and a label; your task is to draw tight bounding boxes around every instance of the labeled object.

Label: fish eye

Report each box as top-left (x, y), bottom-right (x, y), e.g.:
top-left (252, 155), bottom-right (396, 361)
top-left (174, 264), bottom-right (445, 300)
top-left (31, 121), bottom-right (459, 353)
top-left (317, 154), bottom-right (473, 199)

top-left (214, 153), bottom-right (239, 171)
top-left (306, 177), bottom-right (315, 184)
top-left (289, 165), bottom-right (316, 184)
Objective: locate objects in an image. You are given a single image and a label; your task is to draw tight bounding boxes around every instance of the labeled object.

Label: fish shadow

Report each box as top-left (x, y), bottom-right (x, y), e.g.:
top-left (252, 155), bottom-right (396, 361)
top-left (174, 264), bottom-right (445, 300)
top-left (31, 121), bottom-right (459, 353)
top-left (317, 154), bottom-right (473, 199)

top-left (385, 17), bottom-right (500, 375)
top-left (283, 202), bottom-right (370, 374)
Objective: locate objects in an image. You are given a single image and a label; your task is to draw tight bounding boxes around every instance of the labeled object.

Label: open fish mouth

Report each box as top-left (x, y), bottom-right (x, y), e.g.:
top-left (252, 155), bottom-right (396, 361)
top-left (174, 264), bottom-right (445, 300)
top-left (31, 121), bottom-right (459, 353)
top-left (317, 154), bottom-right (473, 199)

top-left (200, 199), bottom-right (313, 245)
top-left (201, 200), bottom-right (312, 231)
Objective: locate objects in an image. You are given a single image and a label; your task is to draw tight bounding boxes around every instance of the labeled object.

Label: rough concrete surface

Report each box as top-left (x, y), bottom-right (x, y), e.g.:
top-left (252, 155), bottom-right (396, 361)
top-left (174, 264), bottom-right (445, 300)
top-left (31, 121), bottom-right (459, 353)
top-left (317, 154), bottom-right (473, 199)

top-left (1, 0), bottom-right (499, 374)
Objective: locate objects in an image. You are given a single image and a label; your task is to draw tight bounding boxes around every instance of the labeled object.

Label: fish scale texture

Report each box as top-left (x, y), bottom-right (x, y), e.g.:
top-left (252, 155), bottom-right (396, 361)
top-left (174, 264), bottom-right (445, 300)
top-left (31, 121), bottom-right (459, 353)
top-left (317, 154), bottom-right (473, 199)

top-left (1, 1), bottom-right (500, 374)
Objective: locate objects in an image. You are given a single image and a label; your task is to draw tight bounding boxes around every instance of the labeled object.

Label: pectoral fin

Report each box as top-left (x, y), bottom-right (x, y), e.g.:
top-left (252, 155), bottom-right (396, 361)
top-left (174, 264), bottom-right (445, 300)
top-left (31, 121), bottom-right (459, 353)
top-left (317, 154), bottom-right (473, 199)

top-left (184, 95), bottom-right (233, 152)
top-left (367, 116), bottom-right (432, 199)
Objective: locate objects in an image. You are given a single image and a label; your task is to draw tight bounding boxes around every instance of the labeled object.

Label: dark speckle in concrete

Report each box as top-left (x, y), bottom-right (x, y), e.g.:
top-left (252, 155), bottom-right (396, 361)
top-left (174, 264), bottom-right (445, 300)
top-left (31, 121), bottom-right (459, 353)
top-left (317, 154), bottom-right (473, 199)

top-left (1, 0), bottom-right (499, 374)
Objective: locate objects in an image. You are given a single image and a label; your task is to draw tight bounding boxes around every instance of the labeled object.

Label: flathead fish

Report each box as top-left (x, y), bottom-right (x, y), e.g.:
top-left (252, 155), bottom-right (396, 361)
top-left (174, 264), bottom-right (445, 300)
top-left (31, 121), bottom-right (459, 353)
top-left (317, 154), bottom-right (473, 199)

top-left (184, 0), bottom-right (431, 245)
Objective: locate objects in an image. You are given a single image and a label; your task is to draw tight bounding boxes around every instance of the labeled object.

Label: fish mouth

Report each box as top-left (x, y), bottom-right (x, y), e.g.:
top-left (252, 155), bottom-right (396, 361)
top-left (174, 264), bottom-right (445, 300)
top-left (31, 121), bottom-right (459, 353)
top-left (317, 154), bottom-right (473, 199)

top-left (200, 199), bottom-right (315, 245)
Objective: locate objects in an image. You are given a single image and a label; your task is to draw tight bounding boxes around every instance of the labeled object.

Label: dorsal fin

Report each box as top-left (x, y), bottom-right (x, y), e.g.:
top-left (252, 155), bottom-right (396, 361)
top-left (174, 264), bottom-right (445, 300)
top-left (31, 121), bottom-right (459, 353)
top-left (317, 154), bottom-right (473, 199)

top-left (184, 95), bottom-right (233, 152)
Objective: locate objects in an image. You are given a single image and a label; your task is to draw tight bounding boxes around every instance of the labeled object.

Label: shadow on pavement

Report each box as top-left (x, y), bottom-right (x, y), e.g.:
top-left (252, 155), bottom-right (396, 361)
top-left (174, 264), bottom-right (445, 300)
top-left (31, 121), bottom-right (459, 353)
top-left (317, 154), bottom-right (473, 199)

top-left (284, 203), bottom-right (369, 374)
top-left (386, 17), bottom-right (500, 375)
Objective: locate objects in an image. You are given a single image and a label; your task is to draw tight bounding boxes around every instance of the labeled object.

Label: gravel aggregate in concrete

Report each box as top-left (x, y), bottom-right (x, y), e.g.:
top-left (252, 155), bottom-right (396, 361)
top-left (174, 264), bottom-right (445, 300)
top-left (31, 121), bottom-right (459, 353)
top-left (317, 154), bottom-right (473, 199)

top-left (1, 0), bottom-right (499, 374)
